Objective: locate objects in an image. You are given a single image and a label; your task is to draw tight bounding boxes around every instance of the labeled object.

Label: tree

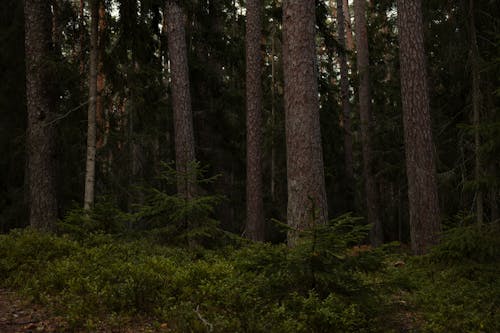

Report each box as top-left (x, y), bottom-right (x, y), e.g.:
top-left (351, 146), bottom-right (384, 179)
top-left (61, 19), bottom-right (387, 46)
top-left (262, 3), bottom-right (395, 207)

top-left (468, 0), bottom-right (483, 224)
top-left (245, 0), bottom-right (265, 241)
top-left (397, 0), bottom-right (441, 254)
top-left (282, 0), bottom-right (328, 246)
top-left (354, 0), bottom-right (382, 246)
top-left (165, 0), bottom-right (196, 199)
top-left (335, 0), bottom-right (354, 197)
top-left (84, 0), bottom-right (98, 210)
top-left (24, 0), bottom-right (58, 229)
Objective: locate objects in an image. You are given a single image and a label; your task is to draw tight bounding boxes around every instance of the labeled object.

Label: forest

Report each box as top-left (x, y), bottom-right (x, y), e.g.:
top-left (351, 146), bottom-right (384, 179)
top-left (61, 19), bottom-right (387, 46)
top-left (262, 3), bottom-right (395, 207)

top-left (0, 0), bottom-right (499, 331)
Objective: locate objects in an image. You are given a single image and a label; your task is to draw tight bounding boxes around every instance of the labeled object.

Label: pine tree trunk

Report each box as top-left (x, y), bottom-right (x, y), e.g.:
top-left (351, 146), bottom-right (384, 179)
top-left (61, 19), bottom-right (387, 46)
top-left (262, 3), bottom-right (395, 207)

top-left (245, 0), bottom-right (265, 241)
top-left (96, 0), bottom-right (106, 150)
top-left (283, 0), bottom-right (328, 246)
top-left (165, 0), bottom-right (196, 199)
top-left (24, 0), bottom-right (58, 230)
top-left (397, 0), bottom-right (441, 254)
top-left (84, 0), bottom-right (98, 210)
top-left (343, 0), bottom-right (354, 51)
top-left (354, 0), bottom-right (383, 246)
top-left (336, 0), bottom-right (354, 195)
top-left (469, 0), bottom-right (483, 225)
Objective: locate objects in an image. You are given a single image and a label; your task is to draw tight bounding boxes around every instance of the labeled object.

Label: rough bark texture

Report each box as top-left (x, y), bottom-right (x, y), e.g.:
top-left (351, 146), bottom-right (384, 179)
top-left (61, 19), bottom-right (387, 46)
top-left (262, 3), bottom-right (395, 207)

top-left (245, 0), bottom-right (265, 241)
top-left (336, 0), bottom-right (354, 191)
top-left (24, 0), bottom-right (58, 230)
top-left (343, 0), bottom-right (354, 51)
top-left (84, 0), bottom-right (98, 210)
top-left (283, 0), bottom-right (328, 246)
top-left (165, 0), bottom-right (196, 199)
top-left (354, 0), bottom-right (383, 246)
top-left (469, 0), bottom-right (483, 224)
top-left (397, 0), bottom-right (441, 254)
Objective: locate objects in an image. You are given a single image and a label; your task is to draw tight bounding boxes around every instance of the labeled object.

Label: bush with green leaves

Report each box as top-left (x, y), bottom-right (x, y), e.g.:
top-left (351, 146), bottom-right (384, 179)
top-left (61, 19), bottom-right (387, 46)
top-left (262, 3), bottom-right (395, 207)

top-left (0, 214), bottom-right (390, 332)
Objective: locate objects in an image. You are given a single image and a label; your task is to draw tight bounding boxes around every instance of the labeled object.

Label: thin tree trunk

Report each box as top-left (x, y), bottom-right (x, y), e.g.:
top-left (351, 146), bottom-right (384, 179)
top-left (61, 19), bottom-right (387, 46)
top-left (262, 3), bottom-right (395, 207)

top-left (245, 0), bottom-right (265, 241)
top-left (270, 27), bottom-right (276, 202)
top-left (96, 0), bottom-right (106, 150)
top-left (469, 0), bottom-right (483, 225)
top-left (165, 0), bottom-right (196, 199)
top-left (283, 0), bottom-right (328, 246)
top-left (336, 0), bottom-right (354, 194)
top-left (84, 0), bottom-right (98, 210)
top-left (397, 0), bottom-right (441, 254)
top-left (354, 0), bottom-right (383, 246)
top-left (79, 0), bottom-right (85, 78)
top-left (24, 0), bottom-right (58, 230)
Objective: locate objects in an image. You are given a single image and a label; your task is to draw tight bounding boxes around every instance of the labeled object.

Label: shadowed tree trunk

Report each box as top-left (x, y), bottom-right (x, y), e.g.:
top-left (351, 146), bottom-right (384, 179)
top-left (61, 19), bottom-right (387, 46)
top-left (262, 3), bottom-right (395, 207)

top-left (354, 0), bottom-right (383, 246)
top-left (24, 0), bottom-right (58, 230)
top-left (468, 0), bottom-right (483, 224)
top-left (165, 0), bottom-right (196, 199)
top-left (336, 0), bottom-right (354, 197)
top-left (245, 0), bottom-right (265, 241)
top-left (84, 0), bottom-right (98, 210)
top-left (397, 0), bottom-right (441, 254)
top-left (96, 0), bottom-right (107, 150)
top-left (283, 0), bottom-right (328, 246)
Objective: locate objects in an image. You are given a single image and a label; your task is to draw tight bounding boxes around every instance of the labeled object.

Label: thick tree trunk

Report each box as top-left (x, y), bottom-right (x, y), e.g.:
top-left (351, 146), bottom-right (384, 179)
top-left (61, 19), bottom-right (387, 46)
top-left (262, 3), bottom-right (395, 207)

top-left (24, 0), bottom-right (58, 230)
top-left (283, 0), bottom-right (328, 246)
top-left (84, 0), bottom-right (98, 210)
top-left (165, 0), bottom-right (196, 199)
top-left (397, 0), bottom-right (441, 254)
top-left (469, 0), bottom-right (483, 225)
top-left (245, 0), bottom-right (265, 241)
top-left (336, 0), bottom-right (354, 194)
top-left (343, 0), bottom-right (354, 51)
top-left (354, 0), bottom-right (383, 246)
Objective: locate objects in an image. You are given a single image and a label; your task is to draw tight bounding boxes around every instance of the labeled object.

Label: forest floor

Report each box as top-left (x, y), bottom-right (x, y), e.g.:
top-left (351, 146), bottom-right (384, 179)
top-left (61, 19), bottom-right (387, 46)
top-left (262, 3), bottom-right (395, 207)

top-left (0, 289), bottom-right (169, 333)
top-left (0, 287), bottom-right (421, 333)
top-left (0, 288), bottom-right (65, 333)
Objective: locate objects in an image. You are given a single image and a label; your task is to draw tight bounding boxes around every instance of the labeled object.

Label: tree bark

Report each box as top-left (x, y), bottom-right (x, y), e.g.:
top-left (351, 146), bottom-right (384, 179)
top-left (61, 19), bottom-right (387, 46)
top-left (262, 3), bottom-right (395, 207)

top-left (468, 0), bottom-right (483, 225)
top-left (165, 0), bottom-right (197, 199)
top-left (343, 0), bottom-right (354, 51)
top-left (354, 0), bottom-right (383, 246)
top-left (245, 0), bottom-right (265, 241)
top-left (336, 0), bottom-right (354, 195)
top-left (84, 0), bottom-right (98, 210)
top-left (96, 0), bottom-right (107, 150)
top-left (24, 0), bottom-right (58, 230)
top-left (397, 0), bottom-right (441, 254)
top-left (283, 0), bottom-right (328, 246)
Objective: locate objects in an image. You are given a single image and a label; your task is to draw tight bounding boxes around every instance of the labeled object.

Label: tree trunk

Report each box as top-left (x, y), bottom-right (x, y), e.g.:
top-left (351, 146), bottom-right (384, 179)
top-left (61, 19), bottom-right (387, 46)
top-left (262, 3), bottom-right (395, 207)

top-left (24, 0), bottom-right (58, 230)
top-left (84, 0), bottom-right (98, 210)
top-left (245, 0), bottom-right (265, 241)
top-left (283, 0), bottom-right (328, 246)
top-left (469, 0), bottom-right (483, 225)
top-left (96, 0), bottom-right (107, 150)
top-left (336, 0), bottom-right (354, 200)
top-left (354, 0), bottom-right (383, 246)
top-left (165, 0), bottom-right (196, 199)
top-left (397, 0), bottom-right (441, 254)
top-left (343, 0), bottom-right (354, 51)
